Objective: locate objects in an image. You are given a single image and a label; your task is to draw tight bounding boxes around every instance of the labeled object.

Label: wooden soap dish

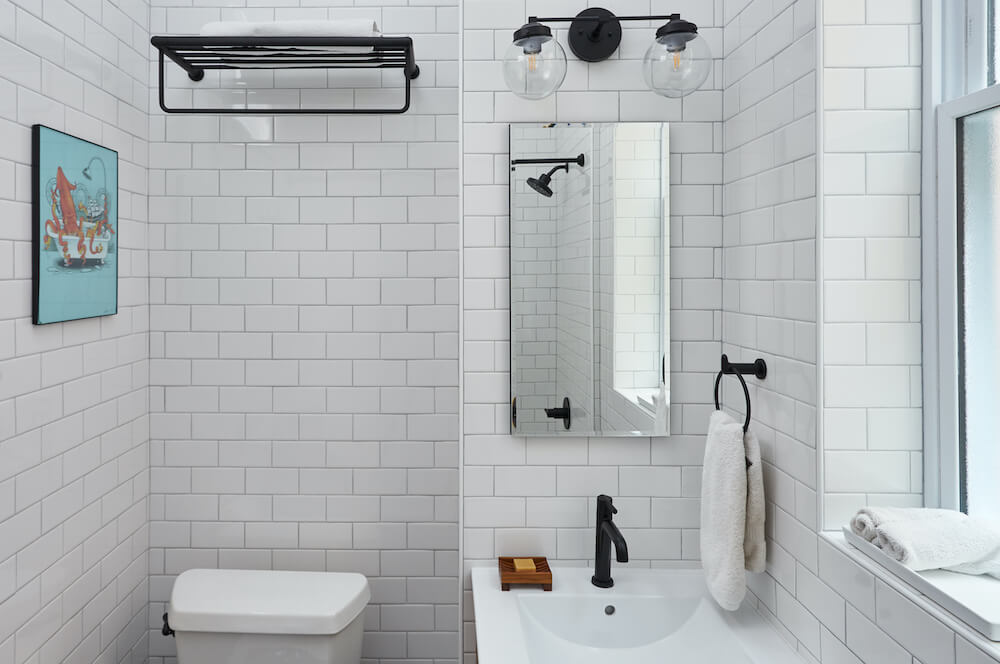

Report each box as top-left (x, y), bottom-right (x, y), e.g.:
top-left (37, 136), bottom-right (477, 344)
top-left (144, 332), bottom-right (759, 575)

top-left (498, 557), bottom-right (552, 591)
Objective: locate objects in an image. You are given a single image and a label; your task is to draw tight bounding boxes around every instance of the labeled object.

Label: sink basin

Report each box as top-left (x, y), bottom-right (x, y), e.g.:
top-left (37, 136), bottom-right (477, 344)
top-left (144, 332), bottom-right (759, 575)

top-left (472, 566), bottom-right (801, 664)
top-left (518, 594), bottom-right (696, 649)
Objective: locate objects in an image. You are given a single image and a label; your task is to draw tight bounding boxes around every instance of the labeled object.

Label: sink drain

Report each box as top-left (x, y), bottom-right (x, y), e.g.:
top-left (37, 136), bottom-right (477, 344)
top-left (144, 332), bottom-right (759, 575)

top-left (604, 605), bottom-right (615, 615)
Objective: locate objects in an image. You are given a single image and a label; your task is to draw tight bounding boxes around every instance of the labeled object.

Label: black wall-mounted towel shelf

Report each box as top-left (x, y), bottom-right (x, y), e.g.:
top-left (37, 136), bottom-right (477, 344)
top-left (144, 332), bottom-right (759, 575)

top-left (151, 35), bottom-right (419, 114)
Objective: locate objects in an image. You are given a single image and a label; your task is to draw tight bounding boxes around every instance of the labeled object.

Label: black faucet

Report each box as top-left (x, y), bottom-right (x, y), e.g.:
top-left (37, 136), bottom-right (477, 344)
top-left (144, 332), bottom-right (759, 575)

top-left (592, 494), bottom-right (628, 588)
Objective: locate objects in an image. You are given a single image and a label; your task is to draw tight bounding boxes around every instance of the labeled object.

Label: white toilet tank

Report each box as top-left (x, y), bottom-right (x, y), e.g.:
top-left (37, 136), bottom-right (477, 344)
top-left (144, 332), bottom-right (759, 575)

top-left (167, 569), bottom-right (370, 664)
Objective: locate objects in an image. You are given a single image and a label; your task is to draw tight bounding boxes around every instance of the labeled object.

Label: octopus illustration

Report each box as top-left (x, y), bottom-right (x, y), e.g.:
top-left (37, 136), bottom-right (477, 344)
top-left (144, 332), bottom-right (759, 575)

top-left (44, 165), bottom-right (114, 267)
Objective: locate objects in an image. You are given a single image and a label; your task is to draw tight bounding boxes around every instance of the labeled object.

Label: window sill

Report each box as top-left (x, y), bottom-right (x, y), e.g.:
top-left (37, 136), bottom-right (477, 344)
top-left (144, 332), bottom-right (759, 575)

top-left (822, 532), bottom-right (1000, 654)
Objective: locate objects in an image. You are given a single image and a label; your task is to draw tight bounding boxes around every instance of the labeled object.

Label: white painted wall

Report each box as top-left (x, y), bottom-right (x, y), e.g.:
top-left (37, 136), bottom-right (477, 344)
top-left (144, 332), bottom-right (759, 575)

top-left (0, 0), bottom-right (152, 660)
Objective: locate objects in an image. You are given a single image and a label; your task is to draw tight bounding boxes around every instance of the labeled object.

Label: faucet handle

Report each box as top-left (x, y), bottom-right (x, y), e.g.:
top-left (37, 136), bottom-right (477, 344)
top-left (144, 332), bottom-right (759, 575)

top-left (596, 494), bottom-right (617, 517)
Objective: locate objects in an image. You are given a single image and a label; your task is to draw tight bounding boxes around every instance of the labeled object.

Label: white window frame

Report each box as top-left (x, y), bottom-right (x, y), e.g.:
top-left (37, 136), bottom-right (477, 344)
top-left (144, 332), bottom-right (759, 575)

top-left (933, 85), bottom-right (1000, 510)
top-left (924, 0), bottom-right (997, 510)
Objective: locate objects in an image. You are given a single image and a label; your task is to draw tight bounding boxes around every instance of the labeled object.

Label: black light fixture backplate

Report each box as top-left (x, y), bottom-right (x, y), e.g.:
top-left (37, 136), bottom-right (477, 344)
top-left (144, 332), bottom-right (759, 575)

top-left (568, 7), bottom-right (622, 62)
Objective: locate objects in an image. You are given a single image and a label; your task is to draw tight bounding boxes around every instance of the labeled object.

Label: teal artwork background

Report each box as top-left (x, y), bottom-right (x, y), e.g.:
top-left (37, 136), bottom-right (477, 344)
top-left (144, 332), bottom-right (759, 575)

top-left (34, 126), bottom-right (118, 325)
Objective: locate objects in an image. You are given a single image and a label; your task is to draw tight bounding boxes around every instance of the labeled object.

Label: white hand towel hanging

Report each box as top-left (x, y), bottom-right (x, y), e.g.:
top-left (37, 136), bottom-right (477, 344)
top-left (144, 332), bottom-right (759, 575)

top-left (743, 425), bottom-right (765, 573)
top-left (701, 410), bottom-right (749, 611)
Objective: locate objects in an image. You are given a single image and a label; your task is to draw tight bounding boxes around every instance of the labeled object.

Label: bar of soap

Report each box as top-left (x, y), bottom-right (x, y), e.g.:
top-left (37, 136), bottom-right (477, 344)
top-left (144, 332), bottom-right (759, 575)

top-left (513, 558), bottom-right (536, 572)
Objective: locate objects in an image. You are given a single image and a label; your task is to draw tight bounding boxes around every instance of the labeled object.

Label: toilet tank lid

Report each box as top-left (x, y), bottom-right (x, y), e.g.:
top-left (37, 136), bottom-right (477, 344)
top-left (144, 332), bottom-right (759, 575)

top-left (168, 569), bottom-right (370, 635)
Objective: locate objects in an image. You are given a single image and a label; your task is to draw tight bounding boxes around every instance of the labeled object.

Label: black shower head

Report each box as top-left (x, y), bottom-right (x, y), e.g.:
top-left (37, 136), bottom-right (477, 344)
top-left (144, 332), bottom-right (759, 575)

top-left (526, 164), bottom-right (569, 197)
top-left (526, 173), bottom-right (554, 197)
top-left (512, 153), bottom-right (585, 198)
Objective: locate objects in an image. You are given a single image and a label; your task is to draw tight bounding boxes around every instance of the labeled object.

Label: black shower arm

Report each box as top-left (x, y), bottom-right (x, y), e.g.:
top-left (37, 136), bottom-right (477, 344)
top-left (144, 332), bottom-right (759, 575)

top-left (510, 153), bottom-right (586, 169)
top-left (542, 163), bottom-right (569, 177)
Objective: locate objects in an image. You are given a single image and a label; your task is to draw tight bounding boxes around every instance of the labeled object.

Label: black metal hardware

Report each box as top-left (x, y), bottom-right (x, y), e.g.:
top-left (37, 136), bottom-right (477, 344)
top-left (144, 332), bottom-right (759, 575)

top-left (511, 397), bottom-right (517, 428)
top-left (525, 9), bottom-right (688, 62)
top-left (513, 154), bottom-right (586, 198)
top-left (713, 354), bottom-right (767, 435)
top-left (510, 154), bottom-right (586, 170)
top-left (545, 397), bottom-right (571, 430)
top-left (529, 11), bottom-right (681, 23)
top-left (151, 35), bottom-right (419, 114)
top-left (592, 495), bottom-right (628, 588)
top-left (162, 613), bottom-right (175, 637)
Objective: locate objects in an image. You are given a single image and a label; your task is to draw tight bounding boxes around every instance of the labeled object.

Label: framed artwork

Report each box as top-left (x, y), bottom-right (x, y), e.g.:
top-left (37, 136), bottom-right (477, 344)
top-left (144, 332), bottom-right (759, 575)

top-left (32, 125), bottom-right (119, 325)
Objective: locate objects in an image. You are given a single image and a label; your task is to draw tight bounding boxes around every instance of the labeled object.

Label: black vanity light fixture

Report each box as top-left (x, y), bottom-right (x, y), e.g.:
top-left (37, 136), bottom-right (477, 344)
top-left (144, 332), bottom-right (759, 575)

top-left (503, 8), bottom-right (712, 100)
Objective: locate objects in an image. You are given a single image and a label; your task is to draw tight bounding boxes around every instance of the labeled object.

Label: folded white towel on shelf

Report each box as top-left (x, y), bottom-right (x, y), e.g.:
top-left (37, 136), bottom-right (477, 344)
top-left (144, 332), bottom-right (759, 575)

top-left (874, 510), bottom-right (1000, 575)
top-left (701, 410), bottom-right (750, 611)
top-left (743, 425), bottom-right (765, 573)
top-left (849, 506), bottom-right (953, 542)
top-left (200, 19), bottom-right (381, 38)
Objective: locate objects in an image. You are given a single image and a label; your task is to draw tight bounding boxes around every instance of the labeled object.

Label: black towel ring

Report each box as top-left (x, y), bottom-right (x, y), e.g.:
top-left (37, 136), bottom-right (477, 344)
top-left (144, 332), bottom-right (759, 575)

top-left (714, 369), bottom-right (752, 434)
top-left (713, 354), bottom-right (768, 434)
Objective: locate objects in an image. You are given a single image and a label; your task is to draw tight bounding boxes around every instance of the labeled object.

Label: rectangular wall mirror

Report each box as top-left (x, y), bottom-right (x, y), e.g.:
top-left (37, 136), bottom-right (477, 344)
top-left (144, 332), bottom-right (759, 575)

top-left (509, 122), bottom-right (670, 437)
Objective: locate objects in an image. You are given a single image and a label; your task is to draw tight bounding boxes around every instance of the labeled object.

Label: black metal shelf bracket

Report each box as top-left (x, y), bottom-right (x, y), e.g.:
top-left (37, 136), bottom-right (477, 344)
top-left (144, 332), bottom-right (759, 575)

top-left (151, 35), bottom-right (420, 114)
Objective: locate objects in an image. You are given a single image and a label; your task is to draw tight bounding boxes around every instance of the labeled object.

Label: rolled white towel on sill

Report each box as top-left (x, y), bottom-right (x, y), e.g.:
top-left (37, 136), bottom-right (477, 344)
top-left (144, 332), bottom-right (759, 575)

top-left (947, 554), bottom-right (1000, 580)
top-left (874, 511), bottom-right (1000, 573)
top-left (200, 19), bottom-right (381, 38)
top-left (850, 506), bottom-right (954, 542)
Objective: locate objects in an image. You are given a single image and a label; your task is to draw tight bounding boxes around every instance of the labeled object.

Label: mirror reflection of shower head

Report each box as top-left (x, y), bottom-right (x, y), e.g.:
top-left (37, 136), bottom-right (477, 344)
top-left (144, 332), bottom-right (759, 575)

top-left (516, 153), bottom-right (586, 198)
top-left (526, 165), bottom-right (563, 197)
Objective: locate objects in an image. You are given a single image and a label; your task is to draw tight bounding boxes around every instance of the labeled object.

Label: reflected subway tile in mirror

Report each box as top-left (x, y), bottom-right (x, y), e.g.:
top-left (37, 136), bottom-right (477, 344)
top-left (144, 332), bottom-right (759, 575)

top-left (509, 122), bottom-right (670, 437)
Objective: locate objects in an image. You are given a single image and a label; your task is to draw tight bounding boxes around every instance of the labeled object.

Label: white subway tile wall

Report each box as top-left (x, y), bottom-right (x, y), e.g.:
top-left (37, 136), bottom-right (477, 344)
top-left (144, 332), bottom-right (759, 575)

top-left (612, 124), bottom-right (667, 394)
top-left (146, 2), bottom-right (460, 663)
top-left (2, 1), bottom-right (995, 663)
top-left (462, 0), bottom-right (724, 660)
top-left (508, 126), bottom-right (572, 434)
top-left (822, 0), bottom-right (923, 528)
top-left (716, 3), bottom-right (991, 664)
top-left (552, 125), bottom-right (596, 433)
top-left (0, 0), bottom-right (152, 661)
top-left (722, 0), bottom-right (820, 660)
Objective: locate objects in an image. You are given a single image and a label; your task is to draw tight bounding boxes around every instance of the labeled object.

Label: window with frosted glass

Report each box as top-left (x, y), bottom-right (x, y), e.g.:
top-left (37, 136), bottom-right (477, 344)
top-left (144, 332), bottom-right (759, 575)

top-left (992, 0), bottom-right (1000, 86)
top-left (957, 106), bottom-right (1000, 516)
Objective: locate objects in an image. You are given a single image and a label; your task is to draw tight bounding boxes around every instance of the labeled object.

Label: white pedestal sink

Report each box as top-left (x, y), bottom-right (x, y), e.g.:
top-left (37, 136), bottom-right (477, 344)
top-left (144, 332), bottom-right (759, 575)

top-left (471, 566), bottom-right (801, 664)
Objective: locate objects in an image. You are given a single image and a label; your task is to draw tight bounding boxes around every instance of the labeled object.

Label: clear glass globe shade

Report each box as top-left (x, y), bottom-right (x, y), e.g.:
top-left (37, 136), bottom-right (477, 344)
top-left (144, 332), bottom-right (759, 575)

top-left (642, 32), bottom-right (712, 98)
top-left (503, 38), bottom-right (567, 100)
